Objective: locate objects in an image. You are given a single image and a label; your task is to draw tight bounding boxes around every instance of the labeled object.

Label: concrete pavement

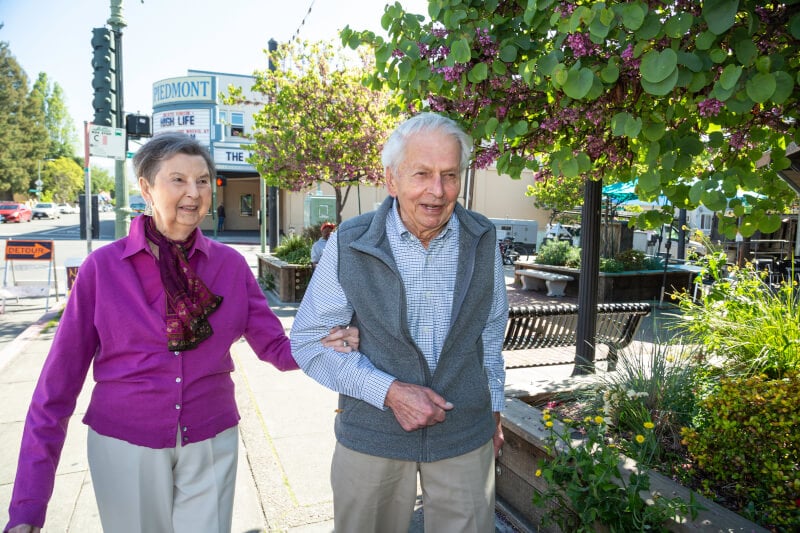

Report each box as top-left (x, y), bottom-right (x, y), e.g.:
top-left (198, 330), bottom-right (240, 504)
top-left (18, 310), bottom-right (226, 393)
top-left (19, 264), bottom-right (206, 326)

top-left (0, 233), bottom-right (669, 532)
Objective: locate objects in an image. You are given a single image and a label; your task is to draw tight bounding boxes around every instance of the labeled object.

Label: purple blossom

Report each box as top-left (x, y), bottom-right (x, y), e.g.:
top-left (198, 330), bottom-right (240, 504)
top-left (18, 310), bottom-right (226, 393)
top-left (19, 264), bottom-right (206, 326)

top-left (729, 131), bottom-right (747, 150)
top-left (567, 33), bottom-right (594, 58)
top-left (698, 98), bottom-right (724, 118)
top-left (391, 49), bottom-right (405, 59)
top-left (475, 144), bottom-right (500, 169)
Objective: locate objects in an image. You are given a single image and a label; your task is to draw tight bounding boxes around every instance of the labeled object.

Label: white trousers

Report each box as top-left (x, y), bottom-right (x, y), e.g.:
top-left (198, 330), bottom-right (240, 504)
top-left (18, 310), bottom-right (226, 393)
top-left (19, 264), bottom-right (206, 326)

top-left (87, 425), bottom-right (238, 533)
top-left (331, 439), bottom-right (495, 533)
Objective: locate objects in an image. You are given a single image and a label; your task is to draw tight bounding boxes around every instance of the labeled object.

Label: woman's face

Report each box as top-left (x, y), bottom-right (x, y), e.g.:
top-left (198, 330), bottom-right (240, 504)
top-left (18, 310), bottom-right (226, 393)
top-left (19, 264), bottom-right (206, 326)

top-left (139, 153), bottom-right (212, 241)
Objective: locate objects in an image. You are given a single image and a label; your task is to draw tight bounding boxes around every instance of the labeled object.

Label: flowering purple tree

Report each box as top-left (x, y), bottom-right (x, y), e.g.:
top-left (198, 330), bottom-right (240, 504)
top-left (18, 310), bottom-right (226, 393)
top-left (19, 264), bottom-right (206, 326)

top-left (344, 0), bottom-right (800, 238)
top-left (226, 40), bottom-right (398, 223)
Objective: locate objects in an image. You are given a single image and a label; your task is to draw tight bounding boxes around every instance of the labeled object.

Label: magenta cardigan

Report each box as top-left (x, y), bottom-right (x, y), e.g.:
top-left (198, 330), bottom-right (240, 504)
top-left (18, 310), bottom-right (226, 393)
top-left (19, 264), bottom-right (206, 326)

top-left (6, 215), bottom-right (297, 530)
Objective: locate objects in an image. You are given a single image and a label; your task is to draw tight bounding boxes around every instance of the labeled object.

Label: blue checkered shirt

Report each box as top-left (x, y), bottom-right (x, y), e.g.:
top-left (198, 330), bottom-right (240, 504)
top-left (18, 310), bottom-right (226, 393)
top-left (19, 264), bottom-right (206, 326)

top-left (290, 201), bottom-right (507, 412)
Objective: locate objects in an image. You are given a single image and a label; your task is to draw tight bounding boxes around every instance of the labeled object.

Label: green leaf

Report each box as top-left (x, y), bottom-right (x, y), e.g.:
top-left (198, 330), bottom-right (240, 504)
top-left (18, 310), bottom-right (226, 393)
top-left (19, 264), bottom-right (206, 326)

top-left (709, 48), bottom-right (728, 63)
top-left (625, 116), bottom-right (642, 138)
top-left (678, 52), bottom-right (703, 73)
top-left (636, 13), bottom-right (662, 40)
top-left (642, 121), bottom-right (665, 141)
top-left (707, 131), bottom-right (725, 148)
top-left (492, 60), bottom-right (508, 75)
top-left (746, 72), bottom-right (776, 103)
top-left (500, 44), bottom-right (518, 63)
top-left (485, 117), bottom-right (499, 136)
top-left (641, 68), bottom-right (679, 96)
top-left (520, 59), bottom-right (537, 85)
top-left (725, 94), bottom-right (755, 114)
top-left (589, 17), bottom-right (611, 41)
top-left (759, 213), bottom-right (782, 234)
top-left (618, 3), bottom-right (645, 30)
top-left (450, 38), bottom-right (472, 63)
top-left (562, 67), bottom-right (594, 99)
top-left (640, 49), bottom-right (678, 83)
top-left (702, 0), bottom-right (738, 35)
top-left (719, 64), bottom-right (742, 90)
top-left (695, 31), bottom-right (717, 50)
top-left (611, 112), bottom-right (632, 136)
top-left (468, 62), bottom-right (488, 83)
top-left (734, 38), bottom-right (758, 66)
top-left (791, 14), bottom-right (800, 39)
top-left (664, 12), bottom-right (693, 39)
top-left (638, 170), bottom-right (661, 193)
top-left (771, 71), bottom-right (795, 104)
top-left (600, 62), bottom-right (619, 83)
top-left (559, 156), bottom-right (580, 178)
top-left (702, 189), bottom-right (728, 212)
top-left (553, 63), bottom-right (568, 86)
top-left (538, 51), bottom-right (562, 76)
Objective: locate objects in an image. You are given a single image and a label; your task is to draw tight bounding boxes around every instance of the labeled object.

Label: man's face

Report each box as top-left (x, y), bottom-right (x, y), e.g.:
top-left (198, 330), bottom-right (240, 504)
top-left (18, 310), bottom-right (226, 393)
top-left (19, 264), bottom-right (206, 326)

top-left (386, 129), bottom-right (462, 246)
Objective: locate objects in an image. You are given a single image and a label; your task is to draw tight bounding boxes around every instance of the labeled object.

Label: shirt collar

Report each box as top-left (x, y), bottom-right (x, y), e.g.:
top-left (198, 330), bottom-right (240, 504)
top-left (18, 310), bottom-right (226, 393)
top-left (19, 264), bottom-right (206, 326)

top-left (122, 215), bottom-right (210, 260)
top-left (387, 198), bottom-right (458, 244)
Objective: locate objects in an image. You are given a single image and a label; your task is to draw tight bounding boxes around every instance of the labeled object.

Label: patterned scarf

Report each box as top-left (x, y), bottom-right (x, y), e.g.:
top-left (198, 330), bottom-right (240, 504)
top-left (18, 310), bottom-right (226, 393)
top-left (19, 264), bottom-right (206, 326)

top-left (144, 216), bottom-right (222, 351)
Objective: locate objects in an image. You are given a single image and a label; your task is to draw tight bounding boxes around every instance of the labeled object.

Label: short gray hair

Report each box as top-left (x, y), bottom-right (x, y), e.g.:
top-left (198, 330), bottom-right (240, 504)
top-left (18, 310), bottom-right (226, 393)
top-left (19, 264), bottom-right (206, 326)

top-left (133, 132), bottom-right (216, 185)
top-left (381, 113), bottom-right (473, 174)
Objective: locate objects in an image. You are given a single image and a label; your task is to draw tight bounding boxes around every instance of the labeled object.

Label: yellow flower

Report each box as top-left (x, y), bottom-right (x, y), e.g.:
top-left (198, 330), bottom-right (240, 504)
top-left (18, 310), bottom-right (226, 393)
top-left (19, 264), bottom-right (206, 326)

top-left (594, 415), bottom-right (604, 424)
top-left (542, 412), bottom-right (551, 421)
top-left (635, 434), bottom-right (645, 444)
top-left (644, 421), bottom-right (655, 429)
top-left (545, 420), bottom-right (553, 428)
top-left (535, 469), bottom-right (542, 477)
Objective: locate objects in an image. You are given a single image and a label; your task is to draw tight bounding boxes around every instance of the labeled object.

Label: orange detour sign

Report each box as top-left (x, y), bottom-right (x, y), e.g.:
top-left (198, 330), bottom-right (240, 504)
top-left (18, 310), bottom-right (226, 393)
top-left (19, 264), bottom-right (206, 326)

top-left (5, 240), bottom-right (55, 261)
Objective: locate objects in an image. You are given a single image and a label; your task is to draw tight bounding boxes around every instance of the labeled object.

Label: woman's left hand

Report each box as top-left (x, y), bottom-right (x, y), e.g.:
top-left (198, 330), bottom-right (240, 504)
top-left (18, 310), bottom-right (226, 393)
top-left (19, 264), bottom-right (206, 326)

top-left (323, 325), bottom-right (359, 353)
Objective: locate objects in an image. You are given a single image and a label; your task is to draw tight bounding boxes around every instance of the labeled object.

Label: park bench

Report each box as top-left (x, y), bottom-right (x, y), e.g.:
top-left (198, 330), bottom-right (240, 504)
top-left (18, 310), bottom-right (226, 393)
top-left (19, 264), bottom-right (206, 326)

top-left (502, 302), bottom-right (652, 370)
top-left (515, 269), bottom-right (574, 297)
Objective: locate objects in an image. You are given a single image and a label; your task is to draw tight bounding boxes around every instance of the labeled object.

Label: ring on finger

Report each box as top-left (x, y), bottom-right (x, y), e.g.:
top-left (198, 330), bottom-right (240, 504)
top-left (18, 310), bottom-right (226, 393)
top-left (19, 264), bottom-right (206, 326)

top-left (342, 340), bottom-right (349, 347)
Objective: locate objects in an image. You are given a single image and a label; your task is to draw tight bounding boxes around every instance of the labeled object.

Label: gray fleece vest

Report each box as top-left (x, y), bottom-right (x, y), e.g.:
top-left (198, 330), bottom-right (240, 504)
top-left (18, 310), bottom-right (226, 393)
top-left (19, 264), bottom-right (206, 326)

top-left (336, 197), bottom-right (498, 462)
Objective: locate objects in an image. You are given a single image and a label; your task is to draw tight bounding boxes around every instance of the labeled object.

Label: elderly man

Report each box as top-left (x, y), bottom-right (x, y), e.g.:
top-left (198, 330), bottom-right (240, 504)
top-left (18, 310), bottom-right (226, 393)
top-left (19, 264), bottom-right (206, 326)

top-left (290, 113), bottom-right (508, 532)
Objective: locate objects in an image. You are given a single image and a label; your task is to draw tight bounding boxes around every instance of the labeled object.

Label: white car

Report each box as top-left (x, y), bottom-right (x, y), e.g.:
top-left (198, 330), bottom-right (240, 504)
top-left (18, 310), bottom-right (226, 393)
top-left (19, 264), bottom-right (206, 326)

top-left (32, 202), bottom-right (60, 219)
top-left (58, 202), bottom-right (78, 214)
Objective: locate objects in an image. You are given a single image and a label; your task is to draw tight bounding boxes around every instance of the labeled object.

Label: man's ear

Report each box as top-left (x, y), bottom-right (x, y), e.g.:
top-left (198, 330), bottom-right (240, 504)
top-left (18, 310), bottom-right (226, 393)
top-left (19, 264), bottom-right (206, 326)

top-left (385, 168), bottom-right (398, 197)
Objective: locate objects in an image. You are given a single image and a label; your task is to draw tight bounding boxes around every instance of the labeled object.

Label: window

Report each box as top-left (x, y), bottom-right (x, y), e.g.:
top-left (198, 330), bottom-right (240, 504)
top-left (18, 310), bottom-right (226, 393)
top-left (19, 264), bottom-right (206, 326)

top-left (231, 112), bottom-right (244, 136)
top-left (240, 194), bottom-right (253, 216)
top-left (218, 110), bottom-right (227, 124)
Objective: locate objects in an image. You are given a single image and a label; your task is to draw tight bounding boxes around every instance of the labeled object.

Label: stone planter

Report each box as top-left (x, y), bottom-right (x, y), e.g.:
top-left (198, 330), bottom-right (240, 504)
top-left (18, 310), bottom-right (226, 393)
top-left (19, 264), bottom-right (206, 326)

top-left (256, 254), bottom-right (312, 303)
top-left (515, 263), bottom-right (697, 302)
top-left (496, 397), bottom-right (769, 532)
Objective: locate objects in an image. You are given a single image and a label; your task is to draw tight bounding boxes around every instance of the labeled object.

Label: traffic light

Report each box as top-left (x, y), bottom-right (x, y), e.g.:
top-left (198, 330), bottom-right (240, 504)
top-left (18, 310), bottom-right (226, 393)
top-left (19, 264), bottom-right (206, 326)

top-left (216, 177), bottom-right (227, 187)
top-left (91, 27), bottom-right (116, 127)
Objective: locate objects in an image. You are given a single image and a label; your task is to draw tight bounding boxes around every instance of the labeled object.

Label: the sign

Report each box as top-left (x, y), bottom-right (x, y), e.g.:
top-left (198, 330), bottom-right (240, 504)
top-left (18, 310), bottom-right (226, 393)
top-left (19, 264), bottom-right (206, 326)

top-left (213, 144), bottom-right (254, 170)
top-left (152, 109), bottom-right (211, 146)
top-left (89, 125), bottom-right (126, 160)
top-left (152, 76), bottom-right (215, 106)
top-left (5, 240), bottom-right (54, 261)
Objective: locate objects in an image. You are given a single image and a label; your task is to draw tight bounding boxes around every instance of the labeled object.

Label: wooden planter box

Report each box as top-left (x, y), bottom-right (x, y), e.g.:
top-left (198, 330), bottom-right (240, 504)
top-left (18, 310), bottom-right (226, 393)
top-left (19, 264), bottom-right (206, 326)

top-left (256, 254), bottom-right (312, 303)
top-left (497, 397), bottom-right (769, 532)
top-left (515, 263), bottom-right (697, 302)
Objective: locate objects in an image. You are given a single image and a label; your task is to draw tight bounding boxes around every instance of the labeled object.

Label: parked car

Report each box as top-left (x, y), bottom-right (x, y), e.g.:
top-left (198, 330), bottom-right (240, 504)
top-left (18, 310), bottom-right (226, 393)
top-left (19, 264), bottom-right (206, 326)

top-left (32, 202), bottom-right (61, 219)
top-left (58, 202), bottom-right (78, 214)
top-left (129, 195), bottom-right (146, 217)
top-left (0, 202), bottom-right (32, 223)
top-left (0, 213), bottom-right (5, 223)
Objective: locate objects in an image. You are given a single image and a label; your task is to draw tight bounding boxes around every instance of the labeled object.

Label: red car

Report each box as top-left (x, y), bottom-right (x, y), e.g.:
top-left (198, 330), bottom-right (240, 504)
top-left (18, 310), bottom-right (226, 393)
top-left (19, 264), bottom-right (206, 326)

top-left (0, 202), bottom-right (33, 223)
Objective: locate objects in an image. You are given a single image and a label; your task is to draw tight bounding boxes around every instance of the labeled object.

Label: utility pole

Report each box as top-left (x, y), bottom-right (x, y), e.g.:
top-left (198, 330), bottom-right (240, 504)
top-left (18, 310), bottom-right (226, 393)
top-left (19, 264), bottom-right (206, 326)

top-left (267, 38), bottom-right (278, 252)
top-left (108, 0), bottom-right (129, 238)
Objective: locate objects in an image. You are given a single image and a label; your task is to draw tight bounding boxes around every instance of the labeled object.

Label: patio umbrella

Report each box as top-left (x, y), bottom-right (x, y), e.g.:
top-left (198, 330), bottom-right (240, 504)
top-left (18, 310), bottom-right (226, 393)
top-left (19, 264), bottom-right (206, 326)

top-left (602, 179), bottom-right (639, 203)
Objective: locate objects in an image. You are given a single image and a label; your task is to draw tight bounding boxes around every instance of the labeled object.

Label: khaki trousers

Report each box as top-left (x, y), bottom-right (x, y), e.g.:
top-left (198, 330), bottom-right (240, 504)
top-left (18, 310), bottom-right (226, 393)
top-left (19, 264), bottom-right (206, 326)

top-left (331, 439), bottom-right (495, 533)
top-left (87, 425), bottom-right (238, 533)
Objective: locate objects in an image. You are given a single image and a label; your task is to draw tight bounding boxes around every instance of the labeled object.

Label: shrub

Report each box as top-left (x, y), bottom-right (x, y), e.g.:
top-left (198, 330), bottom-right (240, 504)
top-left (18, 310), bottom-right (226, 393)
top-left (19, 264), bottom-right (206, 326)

top-left (599, 257), bottom-right (624, 272)
top-left (642, 255), bottom-right (664, 270)
top-left (674, 265), bottom-right (800, 380)
top-left (615, 249), bottom-right (647, 271)
top-left (535, 240), bottom-right (574, 266)
top-left (272, 235), bottom-right (312, 265)
top-left (681, 373), bottom-right (800, 530)
top-left (533, 410), bottom-right (699, 532)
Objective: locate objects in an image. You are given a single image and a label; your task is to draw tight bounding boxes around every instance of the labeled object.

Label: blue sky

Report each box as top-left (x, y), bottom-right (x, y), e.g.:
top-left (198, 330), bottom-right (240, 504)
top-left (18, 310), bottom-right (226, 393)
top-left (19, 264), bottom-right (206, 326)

top-left (1, 0), bottom-right (429, 141)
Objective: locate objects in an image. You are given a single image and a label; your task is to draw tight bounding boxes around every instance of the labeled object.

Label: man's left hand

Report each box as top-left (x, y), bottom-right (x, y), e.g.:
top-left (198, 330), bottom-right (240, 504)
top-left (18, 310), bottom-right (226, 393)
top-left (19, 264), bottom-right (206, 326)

top-left (493, 412), bottom-right (504, 457)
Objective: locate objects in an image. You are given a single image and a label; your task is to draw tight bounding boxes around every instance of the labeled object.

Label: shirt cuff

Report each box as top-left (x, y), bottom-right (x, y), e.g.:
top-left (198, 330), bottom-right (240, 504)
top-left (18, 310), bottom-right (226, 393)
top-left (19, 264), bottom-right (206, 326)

top-left (361, 369), bottom-right (396, 410)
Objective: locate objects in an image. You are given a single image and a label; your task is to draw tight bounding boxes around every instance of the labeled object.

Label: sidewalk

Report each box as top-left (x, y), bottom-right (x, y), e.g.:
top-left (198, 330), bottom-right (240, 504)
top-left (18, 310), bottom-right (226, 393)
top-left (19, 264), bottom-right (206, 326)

top-left (0, 238), bottom-right (672, 532)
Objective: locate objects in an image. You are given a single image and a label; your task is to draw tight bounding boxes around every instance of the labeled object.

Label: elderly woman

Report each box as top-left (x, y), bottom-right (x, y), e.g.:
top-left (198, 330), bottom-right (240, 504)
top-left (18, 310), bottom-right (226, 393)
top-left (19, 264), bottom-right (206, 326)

top-left (5, 132), bottom-right (359, 533)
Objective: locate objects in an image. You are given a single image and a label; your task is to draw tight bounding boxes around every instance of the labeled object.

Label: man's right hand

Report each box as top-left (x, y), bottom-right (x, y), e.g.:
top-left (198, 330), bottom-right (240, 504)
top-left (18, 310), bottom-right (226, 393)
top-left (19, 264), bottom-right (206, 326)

top-left (384, 381), bottom-right (453, 431)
